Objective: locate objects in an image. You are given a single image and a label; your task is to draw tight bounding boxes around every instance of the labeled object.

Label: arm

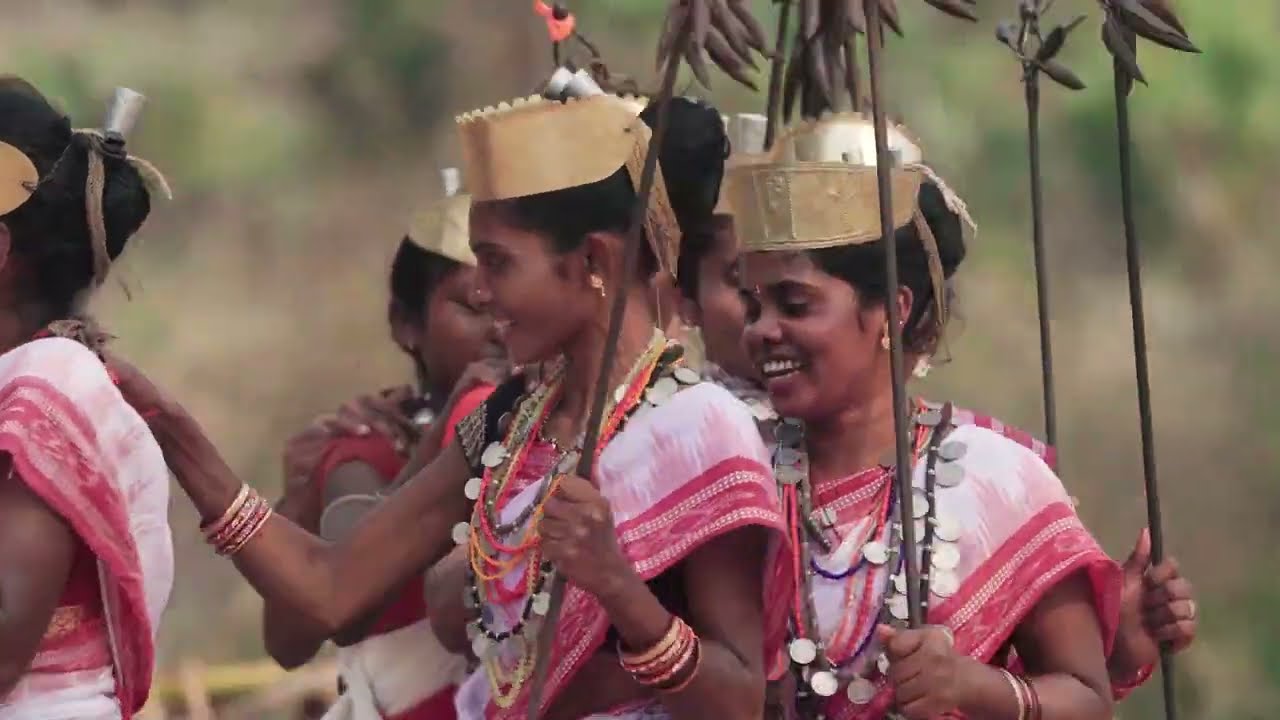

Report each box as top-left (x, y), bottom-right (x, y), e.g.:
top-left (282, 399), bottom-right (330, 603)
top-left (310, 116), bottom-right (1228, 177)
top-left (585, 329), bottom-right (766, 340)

top-left (150, 400), bottom-right (472, 635)
top-left (261, 460), bottom-right (387, 668)
top-left (543, 651), bottom-right (652, 720)
top-left (596, 527), bottom-right (771, 720)
top-left (956, 572), bottom-right (1113, 720)
top-left (0, 469), bottom-right (78, 696)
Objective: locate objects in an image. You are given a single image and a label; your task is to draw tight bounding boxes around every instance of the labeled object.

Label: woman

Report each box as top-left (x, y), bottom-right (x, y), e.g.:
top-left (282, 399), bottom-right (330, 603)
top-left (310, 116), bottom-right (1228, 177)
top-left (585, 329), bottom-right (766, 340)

top-left (264, 175), bottom-right (503, 720)
top-left (682, 116), bottom-right (1196, 705)
top-left (723, 113), bottom-right (1191, 718)
top-left (115, 87), bottom-right (791, 719)
top-left (0, 78), bottom-right (173, 719)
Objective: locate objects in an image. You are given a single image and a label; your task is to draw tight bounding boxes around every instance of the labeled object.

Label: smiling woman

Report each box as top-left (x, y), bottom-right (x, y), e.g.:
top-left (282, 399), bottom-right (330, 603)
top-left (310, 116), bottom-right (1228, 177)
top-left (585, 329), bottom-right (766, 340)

top-left (725, 113), bottom-right (1121, 719)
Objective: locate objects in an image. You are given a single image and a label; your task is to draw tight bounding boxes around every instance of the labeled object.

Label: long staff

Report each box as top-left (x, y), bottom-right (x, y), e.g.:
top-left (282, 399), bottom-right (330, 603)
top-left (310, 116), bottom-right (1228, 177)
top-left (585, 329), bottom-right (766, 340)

top-left (1097, 1), bottom-right (1198, 716)
top-left (995, 0), bottom-right (1087, 461)
top-left (861, 0), bottom-right (976, 627)
top-left (525, 3), bottom-right (769, 715)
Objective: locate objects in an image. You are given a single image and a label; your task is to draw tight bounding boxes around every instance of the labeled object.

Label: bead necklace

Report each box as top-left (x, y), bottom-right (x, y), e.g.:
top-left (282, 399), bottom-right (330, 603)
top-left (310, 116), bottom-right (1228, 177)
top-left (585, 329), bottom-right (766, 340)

top-left (776, 402), bottom-right (966, 715)
top-left (459, 330), bottom-right (702, 707)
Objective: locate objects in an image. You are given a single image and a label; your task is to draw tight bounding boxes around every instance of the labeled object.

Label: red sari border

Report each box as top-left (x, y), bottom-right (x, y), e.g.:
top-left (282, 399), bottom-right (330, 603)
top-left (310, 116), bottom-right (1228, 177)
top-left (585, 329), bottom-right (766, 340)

top-left (0, 376), bottom-right (154, 717)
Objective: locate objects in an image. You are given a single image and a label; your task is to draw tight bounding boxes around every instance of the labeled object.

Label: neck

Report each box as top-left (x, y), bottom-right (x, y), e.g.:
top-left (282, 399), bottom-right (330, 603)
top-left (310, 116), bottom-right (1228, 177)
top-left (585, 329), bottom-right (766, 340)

top-left (805, 377), bottom-right (903, 483)
top-left (0, 302), bottom-right (56, 356)
top-left (556, 286), bottom-right (656, 432)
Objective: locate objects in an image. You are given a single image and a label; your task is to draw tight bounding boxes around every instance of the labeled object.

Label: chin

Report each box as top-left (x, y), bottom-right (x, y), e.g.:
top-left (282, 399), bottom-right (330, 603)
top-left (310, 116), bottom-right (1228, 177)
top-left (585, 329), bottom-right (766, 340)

top-left (762, 373), bottom-right (821, 420)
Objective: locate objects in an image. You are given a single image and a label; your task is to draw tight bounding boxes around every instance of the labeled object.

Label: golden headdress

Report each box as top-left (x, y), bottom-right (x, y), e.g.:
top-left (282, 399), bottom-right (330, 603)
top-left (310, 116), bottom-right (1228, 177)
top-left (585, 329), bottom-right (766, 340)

top-left (407, 167), bottom-right (475, 266)
top-left (454, 68), bottom-right (679, 278)
top-left (721, 112), bottom-right (976, 328)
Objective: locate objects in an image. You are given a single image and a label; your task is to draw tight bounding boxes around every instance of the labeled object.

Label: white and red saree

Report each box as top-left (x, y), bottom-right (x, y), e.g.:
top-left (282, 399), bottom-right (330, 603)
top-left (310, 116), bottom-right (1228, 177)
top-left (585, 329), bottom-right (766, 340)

top-left (454, 382), bottom-right (794, 720)
top-left (0, 338), bottom-right (173, 720)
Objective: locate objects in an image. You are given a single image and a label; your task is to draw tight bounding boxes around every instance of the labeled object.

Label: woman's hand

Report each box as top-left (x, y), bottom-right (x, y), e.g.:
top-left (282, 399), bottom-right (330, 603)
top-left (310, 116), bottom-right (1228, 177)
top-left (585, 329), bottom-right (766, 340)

top-left (1110, 529), bottom-right (1197, 680)
top-left (538, 474), bottom-right (636, 601)
top-left (878, 624), bottom-right (970, 719)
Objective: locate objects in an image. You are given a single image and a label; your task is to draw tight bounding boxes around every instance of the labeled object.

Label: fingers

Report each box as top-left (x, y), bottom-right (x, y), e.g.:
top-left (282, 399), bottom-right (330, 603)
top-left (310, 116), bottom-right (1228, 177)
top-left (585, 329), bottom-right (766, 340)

top-left (1144, 556), bottom-right (1182, 587)
top-left (1122, 527), bottom-right (1152, 575)
top-left (1152, 619), bottom-right (1196, 652)
top-left (1141, 575), bottom-right (1193, 610)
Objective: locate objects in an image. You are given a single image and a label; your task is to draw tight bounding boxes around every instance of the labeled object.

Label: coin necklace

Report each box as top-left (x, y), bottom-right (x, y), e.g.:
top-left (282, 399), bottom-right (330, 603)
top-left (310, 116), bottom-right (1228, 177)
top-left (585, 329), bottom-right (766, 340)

top-left (777, 401), bottom-right (964, 714)
top-left (460, 331), bottom-right (702, 706)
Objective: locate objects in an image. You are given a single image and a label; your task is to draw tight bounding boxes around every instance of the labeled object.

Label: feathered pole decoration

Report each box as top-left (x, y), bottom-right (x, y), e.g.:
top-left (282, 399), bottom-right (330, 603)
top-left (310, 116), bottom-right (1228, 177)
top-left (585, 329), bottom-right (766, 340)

top-left (523, 5), bottom-right (769, 718)
top-left (994, 0), bottom-right (1087, 462)
top-left (860, 0), bottom-right (977, 629)
top-left (1098, 0), bottom-right (1199, 716)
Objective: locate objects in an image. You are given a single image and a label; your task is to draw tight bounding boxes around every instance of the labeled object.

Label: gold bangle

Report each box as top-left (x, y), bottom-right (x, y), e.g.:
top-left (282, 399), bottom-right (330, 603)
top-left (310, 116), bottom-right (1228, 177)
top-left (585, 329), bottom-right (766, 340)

top-left (618, 616), bottom-right (683, 667)
top-left (999, 669), bottom-right (1027, 720)
top-left (202, 484), bottom-right (250, 538)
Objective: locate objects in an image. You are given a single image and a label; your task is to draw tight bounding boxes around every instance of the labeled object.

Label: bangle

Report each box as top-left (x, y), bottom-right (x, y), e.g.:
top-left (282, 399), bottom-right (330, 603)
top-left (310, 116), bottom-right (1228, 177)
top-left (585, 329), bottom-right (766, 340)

top-left (220, 500), bottom-right (273, 556)
top-left (658, 638), bottom-right (701, 694)
top-left (208, 493), bottom-right (261, 550)
top-left (618, 616), bottom-right (683, 667)
top-left (201, 484), bottom-right (250, 539)
top-left (624, 622), bottom-right (692, 678)
top-left (1020, 676), bottom-right (1042, 720)
top-left (999, 669), bottom-right (1027, 720)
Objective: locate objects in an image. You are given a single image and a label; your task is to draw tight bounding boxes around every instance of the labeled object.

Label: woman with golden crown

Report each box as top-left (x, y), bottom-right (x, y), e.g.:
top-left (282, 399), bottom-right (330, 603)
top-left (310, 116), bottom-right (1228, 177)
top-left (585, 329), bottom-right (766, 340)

top-left (715, 112), bottom-right (1195, 719)
top-left (112, 77), bottom-right (793, 720)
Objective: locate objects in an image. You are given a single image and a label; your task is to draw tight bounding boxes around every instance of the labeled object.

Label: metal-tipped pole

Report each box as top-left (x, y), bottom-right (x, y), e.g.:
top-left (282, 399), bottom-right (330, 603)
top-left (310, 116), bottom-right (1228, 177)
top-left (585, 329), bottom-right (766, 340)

top-left (862, 0), bottom-right (921, 628)
top-left (523, 27), bottom-right (689, 719)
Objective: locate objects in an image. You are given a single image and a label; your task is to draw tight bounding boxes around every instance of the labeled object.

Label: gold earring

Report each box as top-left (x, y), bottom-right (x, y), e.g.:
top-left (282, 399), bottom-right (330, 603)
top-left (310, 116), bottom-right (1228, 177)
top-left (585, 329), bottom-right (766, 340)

top-left (880, 322), bottom-right (892, 350)
top-left (589, 274), bottom-right (605, 298)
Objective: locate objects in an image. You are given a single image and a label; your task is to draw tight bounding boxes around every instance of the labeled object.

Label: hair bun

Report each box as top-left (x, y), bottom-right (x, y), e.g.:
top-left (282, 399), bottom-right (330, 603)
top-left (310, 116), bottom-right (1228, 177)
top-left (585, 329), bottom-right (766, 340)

top-left (917, 180), bottom-right (966, 277)
top-left (640, 97), bottom-right (728, 238)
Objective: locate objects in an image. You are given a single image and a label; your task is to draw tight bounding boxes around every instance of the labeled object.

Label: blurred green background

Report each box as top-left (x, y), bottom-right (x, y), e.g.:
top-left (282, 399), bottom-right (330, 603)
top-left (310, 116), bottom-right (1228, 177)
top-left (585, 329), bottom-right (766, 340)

top-left (2, 0), bottom-right (1275, 717)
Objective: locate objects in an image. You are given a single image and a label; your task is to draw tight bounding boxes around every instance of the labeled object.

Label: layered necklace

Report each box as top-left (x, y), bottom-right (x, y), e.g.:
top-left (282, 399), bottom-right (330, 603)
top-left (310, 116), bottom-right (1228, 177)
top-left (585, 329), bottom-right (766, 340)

top-left (456, 329), bottom-right (700, 707)
top-left (776, 401), bottom-right (968, 716)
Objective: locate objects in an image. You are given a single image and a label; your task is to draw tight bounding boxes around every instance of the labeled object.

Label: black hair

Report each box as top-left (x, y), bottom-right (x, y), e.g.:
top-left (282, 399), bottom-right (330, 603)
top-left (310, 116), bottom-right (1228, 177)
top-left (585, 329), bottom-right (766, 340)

top-left (809, 180), bottom-right (967, 353)
top-left (495, 96), bottom-right (728, 280)
top-left (0, 77), bottom-right (151, 318)
top-left (676, 212), bottom-right (733, 301)
top-left (388, 237), bottom-right (466, 325)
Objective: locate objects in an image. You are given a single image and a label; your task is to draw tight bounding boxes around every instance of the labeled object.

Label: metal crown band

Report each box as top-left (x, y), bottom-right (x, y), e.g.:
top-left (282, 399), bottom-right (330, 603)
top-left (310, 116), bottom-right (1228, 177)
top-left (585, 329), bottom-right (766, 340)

top-left (454, 92), bottom-right (681, 279)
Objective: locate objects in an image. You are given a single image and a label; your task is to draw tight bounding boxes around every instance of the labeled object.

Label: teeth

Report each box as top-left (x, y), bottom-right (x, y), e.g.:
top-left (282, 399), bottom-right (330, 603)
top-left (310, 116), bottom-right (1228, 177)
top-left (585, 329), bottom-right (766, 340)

top-left (761, 360), bottom-right (800, 375)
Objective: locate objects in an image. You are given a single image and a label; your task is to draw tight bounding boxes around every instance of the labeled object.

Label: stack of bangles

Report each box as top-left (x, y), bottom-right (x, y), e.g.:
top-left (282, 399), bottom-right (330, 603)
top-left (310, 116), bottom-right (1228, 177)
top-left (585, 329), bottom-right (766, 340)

top-left (618, 616), bottom-right (702, 694)
top-left (202, 484), bottom-right (273, 557)
top-left (999, 669), bottom-right (1042, 720)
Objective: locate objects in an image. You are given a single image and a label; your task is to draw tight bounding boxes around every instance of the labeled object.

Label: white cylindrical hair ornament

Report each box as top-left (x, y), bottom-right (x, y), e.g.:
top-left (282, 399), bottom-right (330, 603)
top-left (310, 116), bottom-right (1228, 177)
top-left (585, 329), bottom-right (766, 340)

top-left (728, 113), bottom-right (768, 155)
top-left (104, 87), bottom-right (147, 139)
top-left (440, 167), bottom-right (462, 197)
top-left (544, 67), bottom-right (576, 100)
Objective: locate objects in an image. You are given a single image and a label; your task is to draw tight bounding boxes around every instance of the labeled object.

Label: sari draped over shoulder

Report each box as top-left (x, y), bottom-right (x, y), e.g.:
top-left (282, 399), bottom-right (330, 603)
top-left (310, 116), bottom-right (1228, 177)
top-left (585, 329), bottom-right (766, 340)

top-left (455, 382), bottom-right (794, 720)
top-left (806, 413), bottom-right (1119, 720)
top-left (0, 338), bottom-right (173, 720)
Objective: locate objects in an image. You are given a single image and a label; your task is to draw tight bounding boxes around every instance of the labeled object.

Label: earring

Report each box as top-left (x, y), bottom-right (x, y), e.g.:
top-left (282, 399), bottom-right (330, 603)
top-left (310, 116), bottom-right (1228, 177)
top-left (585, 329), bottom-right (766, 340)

top-left (589, 274), bottom-right (605, 298)
top-left (912, 357), bottom-right (932, 378)
top-left (880, 322), bottom-right (892, 350)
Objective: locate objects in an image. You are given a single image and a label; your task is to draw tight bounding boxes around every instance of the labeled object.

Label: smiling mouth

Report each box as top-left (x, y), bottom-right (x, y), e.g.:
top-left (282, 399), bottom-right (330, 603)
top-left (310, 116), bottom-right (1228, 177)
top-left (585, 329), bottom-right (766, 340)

top-left (760, 358), bottom-right (804, 379)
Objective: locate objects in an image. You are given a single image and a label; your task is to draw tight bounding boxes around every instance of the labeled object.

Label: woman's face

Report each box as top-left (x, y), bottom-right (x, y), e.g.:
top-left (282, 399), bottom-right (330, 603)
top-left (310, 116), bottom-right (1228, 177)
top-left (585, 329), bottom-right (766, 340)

top-left (683, 215), bottom-right (757, 382)
top-left (740, 250), bottom-right (889, 421)
top-left (468, 201), bottom-right (595, 365)
top-left (417, 265), bottom-right (504, 391)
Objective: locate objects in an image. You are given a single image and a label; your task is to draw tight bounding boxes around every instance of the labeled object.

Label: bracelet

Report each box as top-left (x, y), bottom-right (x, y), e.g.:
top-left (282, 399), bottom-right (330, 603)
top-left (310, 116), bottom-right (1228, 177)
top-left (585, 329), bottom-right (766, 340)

top-left (208, 492), bottom-right (261, 550)
top-left (618, 615), bottom-right (683, 667)
top-left (1019, 676), bottom-right (1042, 720)
top-left (624, 622), bottom-right (692, 678)
top-left (201, 484), bottom-right (250, 539)
top-left (650, 635), bottom-right (699, 690)
top-left (658, 638), bottom-right (702, 694)
top-left (220, 500), bottom-right (273, 557)
top-left (999, 669), bottom-right (1027, 720)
